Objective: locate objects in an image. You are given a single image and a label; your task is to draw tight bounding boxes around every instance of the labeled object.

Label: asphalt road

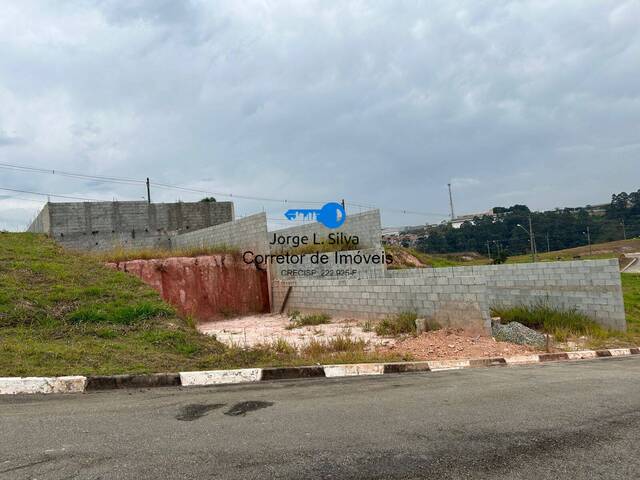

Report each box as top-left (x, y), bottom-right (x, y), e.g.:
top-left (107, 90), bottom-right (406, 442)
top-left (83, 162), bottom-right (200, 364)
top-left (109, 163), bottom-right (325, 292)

top-left (2, 357), bottom-right (640, 480)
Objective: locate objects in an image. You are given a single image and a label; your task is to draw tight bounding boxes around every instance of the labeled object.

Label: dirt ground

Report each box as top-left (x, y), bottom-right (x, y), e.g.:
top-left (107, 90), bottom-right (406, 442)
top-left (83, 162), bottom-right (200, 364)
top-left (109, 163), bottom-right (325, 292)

top-left (198, 314), bottom-right (395, 348)
top-left (198, 314), bottom-right (540, 359)
top-left (379, 328), bottom-right (540, 360)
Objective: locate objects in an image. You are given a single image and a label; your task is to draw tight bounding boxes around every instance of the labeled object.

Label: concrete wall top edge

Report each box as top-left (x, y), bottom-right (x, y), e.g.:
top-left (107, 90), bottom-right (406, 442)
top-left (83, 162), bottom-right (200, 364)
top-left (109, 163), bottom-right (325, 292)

top-left (268, 208), bottom-right (380, 233)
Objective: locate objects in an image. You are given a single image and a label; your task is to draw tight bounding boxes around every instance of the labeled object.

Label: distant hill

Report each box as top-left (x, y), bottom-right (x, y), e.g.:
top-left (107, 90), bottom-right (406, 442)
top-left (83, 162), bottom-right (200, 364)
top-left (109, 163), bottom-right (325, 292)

top-left (417, 189), bottom-right (640, 257)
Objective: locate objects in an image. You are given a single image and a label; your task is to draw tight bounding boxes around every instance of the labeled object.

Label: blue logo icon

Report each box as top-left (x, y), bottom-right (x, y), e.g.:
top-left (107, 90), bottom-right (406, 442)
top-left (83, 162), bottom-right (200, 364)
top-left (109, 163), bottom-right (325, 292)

top-left (284, 202), bottom-right (346, 228)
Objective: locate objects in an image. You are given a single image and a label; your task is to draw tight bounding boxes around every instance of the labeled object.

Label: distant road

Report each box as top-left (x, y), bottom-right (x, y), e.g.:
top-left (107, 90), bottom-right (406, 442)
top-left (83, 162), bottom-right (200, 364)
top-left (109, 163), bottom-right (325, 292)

top-left (2, 358), bottom-right (640, 479)
top-left (623, 253), bottom-right (640, 273)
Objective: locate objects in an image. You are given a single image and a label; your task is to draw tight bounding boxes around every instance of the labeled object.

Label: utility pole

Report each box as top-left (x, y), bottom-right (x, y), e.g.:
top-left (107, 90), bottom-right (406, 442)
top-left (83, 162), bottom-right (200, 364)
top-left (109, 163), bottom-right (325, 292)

top-left (528, 216), bottom-right (537, 262)
top-left (493, 240), bottom-right (501, 257)
top-left (546, 232), bottom-right (550, 253)
top-left (146, 178), bottom-right (151, 204)
top-left (621, 219), bottom-right (627, 240)
top-left (516, 221), bottom-right (536, 263)
top-left (586, 226), bottom-right (592, 256)
top-left (486, 241), bottom-right (491, 258)
top-left (447, 183), bottom-right (455, 221)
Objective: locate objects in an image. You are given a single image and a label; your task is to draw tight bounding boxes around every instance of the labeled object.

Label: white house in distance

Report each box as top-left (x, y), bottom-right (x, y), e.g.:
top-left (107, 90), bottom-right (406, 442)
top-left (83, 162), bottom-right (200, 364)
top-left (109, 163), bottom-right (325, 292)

top-left (450, 209), bottom-right (496, 229)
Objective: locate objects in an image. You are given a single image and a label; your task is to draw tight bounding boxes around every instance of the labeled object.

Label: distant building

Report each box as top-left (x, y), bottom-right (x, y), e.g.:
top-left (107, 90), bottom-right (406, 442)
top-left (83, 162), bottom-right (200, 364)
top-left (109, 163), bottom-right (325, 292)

top-left (28, 200), bottom-right (234, 251)
top-left (450, 209), bottom-right (496, 229)
top-left (561, 203), bottom-right (608, 217)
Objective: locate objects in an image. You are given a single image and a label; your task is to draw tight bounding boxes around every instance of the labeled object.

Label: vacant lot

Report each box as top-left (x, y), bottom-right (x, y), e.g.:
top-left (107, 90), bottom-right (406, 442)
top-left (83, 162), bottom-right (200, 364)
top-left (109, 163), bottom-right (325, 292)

top-left (0, 233), bottom-right (404, 376)
top-left (507, 238), bottom-right (640, 264)
top-left (1, 233), bottom-right (638, 377)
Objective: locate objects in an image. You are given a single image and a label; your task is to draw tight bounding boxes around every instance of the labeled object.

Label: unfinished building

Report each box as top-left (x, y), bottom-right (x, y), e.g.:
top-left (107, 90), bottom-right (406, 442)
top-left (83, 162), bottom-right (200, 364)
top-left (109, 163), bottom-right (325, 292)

top-left (27, 200), bottom-right (234, 251)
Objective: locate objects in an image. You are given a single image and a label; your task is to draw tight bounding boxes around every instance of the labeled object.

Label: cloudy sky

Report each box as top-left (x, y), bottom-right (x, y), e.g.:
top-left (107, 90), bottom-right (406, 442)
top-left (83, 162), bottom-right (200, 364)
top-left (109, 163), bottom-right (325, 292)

top-left (0, 0), bottom-right (639, 230)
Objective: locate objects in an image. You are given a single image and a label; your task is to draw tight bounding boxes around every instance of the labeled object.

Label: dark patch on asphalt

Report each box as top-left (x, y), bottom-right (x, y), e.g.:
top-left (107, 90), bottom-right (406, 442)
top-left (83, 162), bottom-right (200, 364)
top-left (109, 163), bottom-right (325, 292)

top-left (176, 403), bottom-right (225, 421)
top-left (224, 401), bottom-right (274, 417)
top-left (0, 457), bottom-right (54, 474)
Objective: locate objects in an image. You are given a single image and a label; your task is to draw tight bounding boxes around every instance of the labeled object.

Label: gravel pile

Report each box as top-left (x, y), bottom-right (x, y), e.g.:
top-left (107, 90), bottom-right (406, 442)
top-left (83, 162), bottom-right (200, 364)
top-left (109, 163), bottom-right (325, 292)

top-left (492, 320), bottom-right (546, 348)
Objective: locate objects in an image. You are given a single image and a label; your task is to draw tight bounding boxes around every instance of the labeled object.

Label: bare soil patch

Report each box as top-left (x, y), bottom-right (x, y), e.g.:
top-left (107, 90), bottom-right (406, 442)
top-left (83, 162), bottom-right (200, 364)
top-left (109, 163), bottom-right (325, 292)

top-left (198, 314), bottom-right (394, 349)
top-left (200, 315), bottom-right (540, 360)
top-left (380, 328), bottom-right (541, 360)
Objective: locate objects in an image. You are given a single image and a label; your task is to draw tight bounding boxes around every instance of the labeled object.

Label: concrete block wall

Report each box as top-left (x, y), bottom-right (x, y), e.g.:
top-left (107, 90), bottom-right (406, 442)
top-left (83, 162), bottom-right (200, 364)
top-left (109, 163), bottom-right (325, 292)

top-left (172, 213), bottom-right (269, 254)
top-left (269, 209), bottom-right (382, 250)
top-left (386, 259), bottom-right (626, 331)
top-left (273, 275), bottom-right (491, 334)
top-left (27, 203), bottom-right (50, 234)
top-left (27, 201), bottom-right (234, 251)
top-left (483, 259), bottom-right (625, 331)
top-left (271, 248), bottom-right (388, 281)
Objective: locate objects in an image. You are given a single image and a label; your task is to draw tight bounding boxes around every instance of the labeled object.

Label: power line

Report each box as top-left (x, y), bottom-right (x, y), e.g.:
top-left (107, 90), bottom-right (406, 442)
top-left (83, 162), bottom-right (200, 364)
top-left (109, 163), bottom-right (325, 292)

top-left (0, 186), bottom-right (107, 202)
top-left (0, 164), bottom-right (143, 186)
top-left (0, 161), bottom-right (449, 218)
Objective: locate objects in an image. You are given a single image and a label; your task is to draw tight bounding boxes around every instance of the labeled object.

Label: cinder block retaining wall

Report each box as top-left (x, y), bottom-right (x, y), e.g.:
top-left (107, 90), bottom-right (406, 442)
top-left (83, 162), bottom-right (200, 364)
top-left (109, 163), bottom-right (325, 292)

top-left (270, 248), bottom-right (387, 280)
top-left (487, 260), bottom-right (624, 330)
top-left (172, 213), bottom-right (269, 254)
top-left (273, 275), bottom-right (491, 334)
top-left (387, 259), bottom-right (626, 331)
top-left (28, 201), bottom-right (234, 251)
top-left (269, 209), bottom-right (382, 250)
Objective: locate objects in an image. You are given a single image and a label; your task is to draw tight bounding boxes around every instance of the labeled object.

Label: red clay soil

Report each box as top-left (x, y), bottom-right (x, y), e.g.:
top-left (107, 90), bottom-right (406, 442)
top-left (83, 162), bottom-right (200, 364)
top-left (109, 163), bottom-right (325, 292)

top-left (379, 328), bottom-right (540, 360)
top-left (107, 255), bottom-right (270, 321)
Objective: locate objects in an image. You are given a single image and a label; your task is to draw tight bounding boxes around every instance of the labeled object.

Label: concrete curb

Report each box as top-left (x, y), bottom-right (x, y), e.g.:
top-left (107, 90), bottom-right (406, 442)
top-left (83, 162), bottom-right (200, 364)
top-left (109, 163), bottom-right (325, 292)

top-left (621, 256), bottom-right (638, 272)
top-left (2, 347), bottom-right (639, 395)
top-left (85, 373), bottom-right (180, 391)
top-left (0, 376), bottom-right (86, 395)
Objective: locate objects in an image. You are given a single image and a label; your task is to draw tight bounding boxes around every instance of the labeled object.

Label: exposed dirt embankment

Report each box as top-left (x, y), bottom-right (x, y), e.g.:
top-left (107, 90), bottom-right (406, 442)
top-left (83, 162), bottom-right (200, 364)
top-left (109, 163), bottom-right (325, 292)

top-left (107, 255), bottom-right (270, 322)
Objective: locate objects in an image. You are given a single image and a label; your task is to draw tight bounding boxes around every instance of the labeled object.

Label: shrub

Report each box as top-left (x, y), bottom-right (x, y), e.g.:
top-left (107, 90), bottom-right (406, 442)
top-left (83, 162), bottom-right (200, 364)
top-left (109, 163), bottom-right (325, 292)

top-left (286, 313), bottom-right (331, 329)
top-left (301, 336), bottom-right (366, 356)
top-left (491, 302), bottom-right (609, 342)
top-left (375, 311), bottom-right (417, 336)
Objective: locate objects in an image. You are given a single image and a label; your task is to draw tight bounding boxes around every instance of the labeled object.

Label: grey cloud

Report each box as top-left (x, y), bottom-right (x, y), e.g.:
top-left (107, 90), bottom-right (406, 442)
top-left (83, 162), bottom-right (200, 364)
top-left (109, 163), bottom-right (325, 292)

top-left (0, 0), bottom-right (638, 231)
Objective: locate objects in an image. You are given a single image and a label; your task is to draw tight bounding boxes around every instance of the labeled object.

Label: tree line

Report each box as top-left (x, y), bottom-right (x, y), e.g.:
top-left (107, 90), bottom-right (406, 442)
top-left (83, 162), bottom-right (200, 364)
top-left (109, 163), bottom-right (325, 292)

top-left (416, 189), bottom-right (640, 257)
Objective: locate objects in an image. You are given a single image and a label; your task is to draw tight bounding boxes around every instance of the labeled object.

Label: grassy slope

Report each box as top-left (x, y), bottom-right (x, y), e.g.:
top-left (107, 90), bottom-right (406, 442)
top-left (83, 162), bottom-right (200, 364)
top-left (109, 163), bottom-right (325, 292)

top-left (622, 273), bottom-right (640, 334)
top-left (404, 238), bottom-right (640, 267)
top-left (385, 246), bottom-right (485, 268)
top-left (506, 238), bottom-right (640, 264)
top-left (0, 233), bottom-right (402, 376)
top-left (0, 232), bottom-right (229, 376)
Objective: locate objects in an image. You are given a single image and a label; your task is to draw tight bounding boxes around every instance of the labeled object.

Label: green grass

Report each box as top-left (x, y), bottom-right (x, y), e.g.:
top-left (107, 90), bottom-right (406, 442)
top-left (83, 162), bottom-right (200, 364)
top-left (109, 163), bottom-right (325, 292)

top-left (622, 273), bottom-right (640, 334)
top-left (285, 312), bottom-right (331, 329)
top-left (491, 303), bottom-right (611, 342)
top-left (490, 274), bottom-right (640, 348)
top-left (384, 246), bottom-right (490, 269)
top-left (375, 311), bottom-right (418, 336)
top-left (0, 233), bottom-right (404, 376)
top-left (505, 239), bottom-right (640, 265)
top-left (93, 244), bottom-right (238, 263)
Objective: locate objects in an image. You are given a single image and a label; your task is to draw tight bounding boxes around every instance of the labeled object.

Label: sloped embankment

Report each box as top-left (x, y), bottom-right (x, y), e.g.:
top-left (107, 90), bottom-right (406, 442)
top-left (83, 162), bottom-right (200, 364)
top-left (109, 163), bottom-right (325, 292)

top-left (0, 232), bottom-right (231, 376)
top-left (107, 255), bottom-right (270, 321)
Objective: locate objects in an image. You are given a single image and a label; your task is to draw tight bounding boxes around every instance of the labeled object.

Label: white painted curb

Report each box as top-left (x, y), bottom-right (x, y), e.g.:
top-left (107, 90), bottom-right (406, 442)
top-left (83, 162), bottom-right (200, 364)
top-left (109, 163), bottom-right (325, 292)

top-left (179, 368), bottom-right (262, 386)
top-left (621, 256), bottom-right (638, 272)
top-left (427, 360), bottom-right (471, 371)
top-left (608, 348), bottom-right (632, 356)
top-left (324, 363), bottom-right (384, 377)
top-left (504, 354), bottom-right (541, 365)
top-left (0, 376), bottom-right (87, 395)
top-left (567, 351), bottom-right (597, 360)
top-left (1, 347), bottom-right (638, 394)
